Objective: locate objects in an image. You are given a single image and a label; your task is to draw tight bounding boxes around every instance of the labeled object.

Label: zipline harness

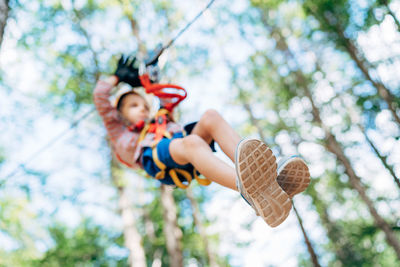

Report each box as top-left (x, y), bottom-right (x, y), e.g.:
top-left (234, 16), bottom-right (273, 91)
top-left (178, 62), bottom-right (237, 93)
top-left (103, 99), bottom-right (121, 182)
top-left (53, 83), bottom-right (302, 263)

top-left (114, 71), bottom-right (212, 189)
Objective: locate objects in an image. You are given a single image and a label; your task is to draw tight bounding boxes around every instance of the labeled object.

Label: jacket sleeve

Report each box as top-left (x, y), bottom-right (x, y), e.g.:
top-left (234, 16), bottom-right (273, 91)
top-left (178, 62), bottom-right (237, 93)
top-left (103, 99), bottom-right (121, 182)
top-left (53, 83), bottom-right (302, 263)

top-left (93, 80), bottom-right (126, 142)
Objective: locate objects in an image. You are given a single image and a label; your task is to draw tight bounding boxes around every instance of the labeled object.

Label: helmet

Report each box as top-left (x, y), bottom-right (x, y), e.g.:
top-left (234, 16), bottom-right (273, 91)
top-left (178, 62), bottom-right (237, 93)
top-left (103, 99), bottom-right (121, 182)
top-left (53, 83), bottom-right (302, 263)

top-left (111, 84), bottom-right (135, 109)
top-left (110, 84), bottom-right (153, 111)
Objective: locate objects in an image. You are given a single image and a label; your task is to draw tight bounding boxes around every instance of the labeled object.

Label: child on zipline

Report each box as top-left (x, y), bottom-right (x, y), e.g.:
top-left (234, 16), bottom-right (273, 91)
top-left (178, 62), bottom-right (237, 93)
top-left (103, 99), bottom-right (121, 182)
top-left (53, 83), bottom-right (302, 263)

top-left (93, 55), bottom-right (310, 227)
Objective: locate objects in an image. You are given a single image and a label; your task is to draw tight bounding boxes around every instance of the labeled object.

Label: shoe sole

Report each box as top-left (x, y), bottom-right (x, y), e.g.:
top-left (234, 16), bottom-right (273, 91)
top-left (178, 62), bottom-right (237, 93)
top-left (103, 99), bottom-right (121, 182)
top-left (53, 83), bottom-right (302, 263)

top-left (277, 156), bottom-right (310, 198)
top-left (235, 139), bottom-right (291, 227)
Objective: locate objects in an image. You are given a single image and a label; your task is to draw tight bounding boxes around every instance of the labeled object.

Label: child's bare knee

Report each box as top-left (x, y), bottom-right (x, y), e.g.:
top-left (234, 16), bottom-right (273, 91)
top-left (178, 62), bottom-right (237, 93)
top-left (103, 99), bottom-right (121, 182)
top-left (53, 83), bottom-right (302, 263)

top-left (199, 109), bottom-right (221, 130)
top-left (182, 134), bottom-right (206, 149)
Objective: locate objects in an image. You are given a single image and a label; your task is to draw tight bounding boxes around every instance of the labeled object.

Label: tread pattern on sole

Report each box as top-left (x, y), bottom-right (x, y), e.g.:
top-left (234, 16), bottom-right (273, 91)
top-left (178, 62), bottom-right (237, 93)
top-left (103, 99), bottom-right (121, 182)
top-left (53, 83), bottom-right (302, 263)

top-left (277, 158), bottom-right (310, 198)
top-left (236, 139), bottom-right (291, 227)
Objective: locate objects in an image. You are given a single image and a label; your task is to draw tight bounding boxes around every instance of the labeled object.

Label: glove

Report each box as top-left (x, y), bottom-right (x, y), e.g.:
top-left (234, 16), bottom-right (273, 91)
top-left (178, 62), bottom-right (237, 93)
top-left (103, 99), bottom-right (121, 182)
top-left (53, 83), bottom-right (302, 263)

top-left (114, 55), bottom-right (142, 87)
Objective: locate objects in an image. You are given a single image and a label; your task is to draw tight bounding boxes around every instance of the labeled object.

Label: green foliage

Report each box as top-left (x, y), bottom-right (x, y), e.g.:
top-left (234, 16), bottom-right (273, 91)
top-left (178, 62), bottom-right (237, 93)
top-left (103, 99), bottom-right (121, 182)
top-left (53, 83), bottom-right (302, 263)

top-left (306, 177), bottom-right (369, 266)
top-left (49, 52), bottom-right (97, 105)
top-left (5, 0), bottom-right (400, 266)
top-left (249, 53), bottom-right (297, 110)
top-left (0, 148), bottom-right (4, 165)
top-left (332, 219), bottom-right (399, 267)
top-left (175, 187), bottom-right (209, 265)
top-left (299, 0), bottom-right (400, 125)
top-left (31, 220), bottom-right (128, 267)
top-left (302, 0), bottom-right (351, 40)
top-left (250, 0), bottom-right (284, 9)
top-left (246, 1), bottom-right (400, 265)
top-left (0, 195), bottom-right (42, 267)
top-left (306, 168), bottom-right (400, 266)
top-left (16, 0), bottom-right (113, 112)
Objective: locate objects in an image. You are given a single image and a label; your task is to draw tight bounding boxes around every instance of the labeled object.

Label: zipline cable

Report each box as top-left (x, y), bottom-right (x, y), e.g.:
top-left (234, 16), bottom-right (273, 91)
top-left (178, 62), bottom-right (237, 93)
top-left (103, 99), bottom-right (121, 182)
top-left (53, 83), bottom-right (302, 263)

top-left (1, 0), bottom-right (217, 183)
top-left (145, 0), bottom-right (216, 66)
top-left (0, 107), bottom-right (96, 184)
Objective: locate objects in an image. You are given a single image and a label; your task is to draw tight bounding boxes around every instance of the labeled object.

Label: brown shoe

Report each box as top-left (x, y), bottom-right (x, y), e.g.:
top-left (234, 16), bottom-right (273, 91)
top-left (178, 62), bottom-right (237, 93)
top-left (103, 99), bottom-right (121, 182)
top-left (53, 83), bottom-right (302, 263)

top-left (235, 139), bottom-right (291, 227)
top-left (277, 156), bottom-right (310, 198)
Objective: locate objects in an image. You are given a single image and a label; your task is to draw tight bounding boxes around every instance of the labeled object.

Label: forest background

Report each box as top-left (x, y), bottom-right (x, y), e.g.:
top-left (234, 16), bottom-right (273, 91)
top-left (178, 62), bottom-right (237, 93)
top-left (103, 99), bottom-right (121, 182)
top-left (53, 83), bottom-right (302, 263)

top-left (0, 0), bottom-right (400, 266)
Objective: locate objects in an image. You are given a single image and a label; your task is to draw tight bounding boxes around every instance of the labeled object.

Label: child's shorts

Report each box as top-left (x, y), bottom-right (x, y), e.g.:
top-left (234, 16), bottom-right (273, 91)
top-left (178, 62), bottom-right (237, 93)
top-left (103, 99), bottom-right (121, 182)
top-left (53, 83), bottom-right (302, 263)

top-left (142, 132), bottom-right (195, 185)
top-left (141, 124), bottom-right (216, 186)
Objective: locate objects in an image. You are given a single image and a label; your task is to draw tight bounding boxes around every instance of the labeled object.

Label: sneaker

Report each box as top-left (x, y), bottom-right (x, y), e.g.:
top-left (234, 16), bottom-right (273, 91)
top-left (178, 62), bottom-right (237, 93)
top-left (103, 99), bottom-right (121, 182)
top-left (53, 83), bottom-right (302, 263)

top-left (277, 156), bottom-right (310, 198)
top-left (235, 138), bottom-right (292, 227)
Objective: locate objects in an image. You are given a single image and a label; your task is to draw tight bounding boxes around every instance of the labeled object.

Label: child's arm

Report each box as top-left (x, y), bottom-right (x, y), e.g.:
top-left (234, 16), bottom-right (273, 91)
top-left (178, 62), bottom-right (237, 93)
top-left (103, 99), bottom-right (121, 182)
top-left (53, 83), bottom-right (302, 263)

top-left (93, 75), bottom-right (126, 143)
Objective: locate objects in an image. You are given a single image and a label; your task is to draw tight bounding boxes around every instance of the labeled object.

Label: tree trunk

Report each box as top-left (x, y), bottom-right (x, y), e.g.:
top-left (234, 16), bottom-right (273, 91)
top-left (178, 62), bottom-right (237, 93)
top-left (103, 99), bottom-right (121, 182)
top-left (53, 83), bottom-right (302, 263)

top-left (358, 123), bottom-right (400, 190)
top-left (259, 14), bottom-right (400, 260)
top-left (140, 207), bottom-right (163, 267)
top-left (321, 127), bottom-right (400, 259)
top-left (302, 47), bottom-right (400, 262)
top-left (321, 11), bottom-right (400, 126)
top-left (143, 210), bottom-right (163, 267)
top-left (0, 0), bottom-right (8, 49)
top-left (134, 175), bottom-right (163, 267)
top-left (314, 59), bottom-right (400, 192)
top-left (304, 54), bottom-right (400, 261)
top-left (292, 203), bottom-right (322, 267)
top-left (186, 187), bottom-right (219, 267)
top-left (110, 156), bottom-right (147, 267)
top-left (160, 185), bottom-right (184, 267)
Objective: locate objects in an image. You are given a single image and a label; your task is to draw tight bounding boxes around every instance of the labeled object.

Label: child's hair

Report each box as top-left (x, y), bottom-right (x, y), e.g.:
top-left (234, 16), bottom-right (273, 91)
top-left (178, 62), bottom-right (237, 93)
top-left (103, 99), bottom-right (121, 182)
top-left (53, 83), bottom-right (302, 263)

top-left (116, 91), bottom-right (142, 111)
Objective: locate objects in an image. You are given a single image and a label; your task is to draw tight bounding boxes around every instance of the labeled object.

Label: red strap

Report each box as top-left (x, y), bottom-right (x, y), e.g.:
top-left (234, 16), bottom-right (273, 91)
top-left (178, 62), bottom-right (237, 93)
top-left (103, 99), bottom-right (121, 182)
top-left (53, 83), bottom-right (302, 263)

top-left (148, 123), bottom-right (157, 133)
top-left (127, 120), bottom-right (145, 132)
top-left (139, 74), bottom-right (187, 111)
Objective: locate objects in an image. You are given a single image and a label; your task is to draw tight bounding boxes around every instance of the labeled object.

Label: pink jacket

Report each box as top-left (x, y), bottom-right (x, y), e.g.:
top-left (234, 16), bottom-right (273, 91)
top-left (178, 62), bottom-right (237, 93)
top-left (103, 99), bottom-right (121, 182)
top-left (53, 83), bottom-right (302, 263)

top-left (93, 80), bottom-right (183, 169)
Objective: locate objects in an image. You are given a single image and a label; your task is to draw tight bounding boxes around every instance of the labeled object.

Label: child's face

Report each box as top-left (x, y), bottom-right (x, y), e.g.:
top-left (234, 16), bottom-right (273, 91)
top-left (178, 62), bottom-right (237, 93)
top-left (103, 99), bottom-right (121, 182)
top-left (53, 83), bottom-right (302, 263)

top-left (120, 94), bottom-right (150, 125)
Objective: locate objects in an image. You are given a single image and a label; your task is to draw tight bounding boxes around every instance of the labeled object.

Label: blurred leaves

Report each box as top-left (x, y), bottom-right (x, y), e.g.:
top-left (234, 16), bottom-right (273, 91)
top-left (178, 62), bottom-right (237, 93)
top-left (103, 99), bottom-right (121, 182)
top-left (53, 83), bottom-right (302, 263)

top-left (31, 220), bottom-right (128, 267)
top-left (2, 0), bottom-right (400, 266)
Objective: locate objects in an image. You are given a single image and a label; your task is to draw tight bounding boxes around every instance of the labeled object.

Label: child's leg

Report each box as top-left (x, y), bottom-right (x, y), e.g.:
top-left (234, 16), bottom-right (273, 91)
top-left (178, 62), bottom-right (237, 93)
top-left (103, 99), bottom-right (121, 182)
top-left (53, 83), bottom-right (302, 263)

top-left (190, 109), bottom-right (241, 162)
top-left (169, 134), bottom-right (237, 191)
top-left (190, 110), bottom-right (310, 199)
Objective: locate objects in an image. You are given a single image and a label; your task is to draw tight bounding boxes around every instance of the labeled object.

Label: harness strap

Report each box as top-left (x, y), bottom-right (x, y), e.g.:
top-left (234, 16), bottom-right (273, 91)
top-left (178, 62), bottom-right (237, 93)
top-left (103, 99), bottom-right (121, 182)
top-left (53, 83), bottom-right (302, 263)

top-left (137, 108), bottom-right (172, 145)
top-left (169, 169), bottom-right (192, 189)
top-left (136, 108), bottom-right (212, 189)
top-left (151, 142), bottom-right (212, 189)
top-left (152, 144), bottom-right (192, 189)
top-left (193, 169), bottom-right (212, 186)
top-left (154, 109), bottom-right (171, 143)
top-left (138, 124), bottom-right (151, 144)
